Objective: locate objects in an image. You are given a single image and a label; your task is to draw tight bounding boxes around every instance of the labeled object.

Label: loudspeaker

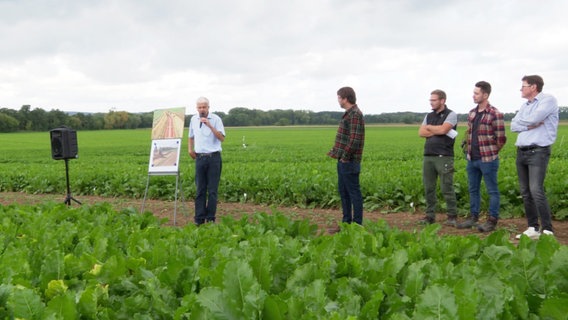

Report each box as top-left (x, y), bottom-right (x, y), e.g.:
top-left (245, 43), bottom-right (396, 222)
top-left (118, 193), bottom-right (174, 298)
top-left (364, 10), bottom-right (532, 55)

top-left (50, 127), bottom-right (78, 160)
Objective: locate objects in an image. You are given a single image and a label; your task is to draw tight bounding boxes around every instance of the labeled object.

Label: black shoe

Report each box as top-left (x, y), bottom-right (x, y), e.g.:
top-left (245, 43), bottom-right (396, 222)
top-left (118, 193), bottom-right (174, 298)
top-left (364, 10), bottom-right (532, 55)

top-left (443, 216), bottom-right (458, 227)
top-left (418, 216), bottom-right (435, 225)
top-left (478, 216), bottom-right (498, 232)
top-left (457, 216), bottom-right (479, 229)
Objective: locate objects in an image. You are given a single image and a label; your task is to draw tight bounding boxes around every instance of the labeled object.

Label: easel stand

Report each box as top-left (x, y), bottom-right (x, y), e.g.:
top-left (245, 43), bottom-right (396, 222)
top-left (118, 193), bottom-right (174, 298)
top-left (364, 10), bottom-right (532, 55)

top-left (141, 171), bottom-right (186, 226)
top-left (64, 158), bottom-right (81, 206)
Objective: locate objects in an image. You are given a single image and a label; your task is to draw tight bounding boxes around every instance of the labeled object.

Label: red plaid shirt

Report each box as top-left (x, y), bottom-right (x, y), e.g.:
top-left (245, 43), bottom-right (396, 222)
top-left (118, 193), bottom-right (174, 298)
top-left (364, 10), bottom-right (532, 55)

top-left (327, 105), bottom-right (365, 162)
top-left (465, 104), bottom-right (506, 162)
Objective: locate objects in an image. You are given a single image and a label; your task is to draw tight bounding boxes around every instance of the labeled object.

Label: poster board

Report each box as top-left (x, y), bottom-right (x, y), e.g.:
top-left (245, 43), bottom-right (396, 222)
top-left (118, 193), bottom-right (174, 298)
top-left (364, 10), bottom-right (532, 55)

top-left (148, 138), bottom-right (182, 175)
top-left (151, 107), bottom-right (186, 140)
top-left (147, 107), bottom-right (186, 175)
top-left (142, 107), bottom-right (188, 224)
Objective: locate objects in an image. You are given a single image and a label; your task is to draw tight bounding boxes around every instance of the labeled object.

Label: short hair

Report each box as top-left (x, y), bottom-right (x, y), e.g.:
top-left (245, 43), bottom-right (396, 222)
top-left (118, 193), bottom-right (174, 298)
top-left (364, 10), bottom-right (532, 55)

top-left (475, 81), bottom-right (492, 95)
top-left (337, 87), bottom-right (357, 104)
top-left (431, 89), bottom-right (446, 101)
top-left (522, 75), bottom-right (544, 92)
top-left (196, 96), bottom-right (210, 105)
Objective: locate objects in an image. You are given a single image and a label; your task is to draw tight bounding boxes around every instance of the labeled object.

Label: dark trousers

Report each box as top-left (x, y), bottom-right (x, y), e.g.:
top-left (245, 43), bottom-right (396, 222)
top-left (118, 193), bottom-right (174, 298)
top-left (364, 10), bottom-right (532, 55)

top-left (423, 156), bottom-right (458, 218)
top-left (195, 153), bottom-right (222, 224)
top-left (516, 146), bottom-right (553, 232)
top-left (337, 161), bottom-right (363, 225)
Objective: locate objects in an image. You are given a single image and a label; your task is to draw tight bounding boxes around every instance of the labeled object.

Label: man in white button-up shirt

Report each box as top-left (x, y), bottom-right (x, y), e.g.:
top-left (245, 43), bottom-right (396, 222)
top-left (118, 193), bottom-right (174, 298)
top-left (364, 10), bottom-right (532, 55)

top-left (511, 75), bottom-right (559, 239)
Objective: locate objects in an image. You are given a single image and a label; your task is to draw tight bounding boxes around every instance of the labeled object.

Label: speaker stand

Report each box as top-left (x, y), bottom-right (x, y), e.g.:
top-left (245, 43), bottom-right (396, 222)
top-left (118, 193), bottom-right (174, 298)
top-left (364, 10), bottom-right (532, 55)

top-left (64, 159), bottom-right (81, 206)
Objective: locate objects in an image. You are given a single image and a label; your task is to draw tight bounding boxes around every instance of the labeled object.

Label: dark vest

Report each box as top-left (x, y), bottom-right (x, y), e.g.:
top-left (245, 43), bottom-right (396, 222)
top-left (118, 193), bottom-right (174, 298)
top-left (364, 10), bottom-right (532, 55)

top-left (424, 106), bottom-right (457, 156)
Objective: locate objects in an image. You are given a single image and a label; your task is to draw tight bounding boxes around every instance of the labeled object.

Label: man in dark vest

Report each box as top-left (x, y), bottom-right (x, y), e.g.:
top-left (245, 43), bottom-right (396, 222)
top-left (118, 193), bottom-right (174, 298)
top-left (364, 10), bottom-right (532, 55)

top-left (418, 89), bottom-right (458, 225)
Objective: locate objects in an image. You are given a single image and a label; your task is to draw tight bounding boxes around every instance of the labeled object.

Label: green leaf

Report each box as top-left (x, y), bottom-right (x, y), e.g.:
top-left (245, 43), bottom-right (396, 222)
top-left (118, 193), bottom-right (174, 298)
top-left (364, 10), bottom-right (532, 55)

top-left (262, 295), bottom-right (286, 320)
top-left (45, 292), bottom-right (78, 319)
top-left (197, 260), bottom-right (266, 319)
top-left (414, 285), bottom-right (458, 319)
top-left (8, 285), bottom-right (44, 319)
top-left (403, 260), bottom-right (429, 300)
top-left (510, 248), bottom-right (546, 297)
top-left (453, 278), bottom-right (479, 320)
top-left (539, 296), bottom-right (568, 320)
top-left (224, 260), bottom-right (266, 318)
top-left (196, 287), bottom-right (232, 319)
top-left (475, 277), bottom-right (507, 319)
top-left (360, 290), bottom-right (385, 320)
top-left (547, 246), bottom-right (568, 294)
top-left (78, 286), bottom-right (98, 318)
top-left (478, 245), bottom-right (514, 275)
top-left (249, 247), bottom-right (273, 293)
top-left (508, 284), bottom-right (530, 319)
top-left (383, 248), bottom-right (408, 279)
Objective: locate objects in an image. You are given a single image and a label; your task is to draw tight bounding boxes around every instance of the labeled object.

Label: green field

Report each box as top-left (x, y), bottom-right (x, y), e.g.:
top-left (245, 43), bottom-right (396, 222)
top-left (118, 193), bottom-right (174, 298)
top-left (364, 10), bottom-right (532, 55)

top-left (1, 125), bottom-right (568, 219)
top-left (2, 126), bottom-right (568, 318)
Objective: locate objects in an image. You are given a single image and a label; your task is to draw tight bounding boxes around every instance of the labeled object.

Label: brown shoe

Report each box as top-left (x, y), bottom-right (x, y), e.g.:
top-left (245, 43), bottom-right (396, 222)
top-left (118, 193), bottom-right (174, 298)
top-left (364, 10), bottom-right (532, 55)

top-left (478, 216), bottom-right (498, 232)
top-left (457, 215), bottom-right (479, 229)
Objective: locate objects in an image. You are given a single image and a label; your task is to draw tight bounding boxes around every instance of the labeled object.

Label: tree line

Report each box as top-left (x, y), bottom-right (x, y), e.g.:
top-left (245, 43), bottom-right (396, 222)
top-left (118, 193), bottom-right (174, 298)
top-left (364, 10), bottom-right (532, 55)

top-left (1, 105), bottom-right (567, 133)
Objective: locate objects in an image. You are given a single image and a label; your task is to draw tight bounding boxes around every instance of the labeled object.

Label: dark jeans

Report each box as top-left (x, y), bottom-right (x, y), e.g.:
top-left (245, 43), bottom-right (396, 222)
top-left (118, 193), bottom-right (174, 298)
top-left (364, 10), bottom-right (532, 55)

top-left (195, 153), bottom-right (222, 224)
top-left (423, 156), bottom-right (457, 219)
top-left (337, 161), bottom-right (363, 225)
top-left (516, 146), bottom-right (553, 232)
top-left (467, 158), bottom-right (500, 219)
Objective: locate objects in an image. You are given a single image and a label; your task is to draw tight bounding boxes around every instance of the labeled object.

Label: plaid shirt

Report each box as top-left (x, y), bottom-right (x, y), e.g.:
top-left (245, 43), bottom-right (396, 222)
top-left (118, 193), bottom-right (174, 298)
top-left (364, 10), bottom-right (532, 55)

top-left (328, 104), bottom-right (365, 162)
top-left (465, 104), bottom-right (506, 162)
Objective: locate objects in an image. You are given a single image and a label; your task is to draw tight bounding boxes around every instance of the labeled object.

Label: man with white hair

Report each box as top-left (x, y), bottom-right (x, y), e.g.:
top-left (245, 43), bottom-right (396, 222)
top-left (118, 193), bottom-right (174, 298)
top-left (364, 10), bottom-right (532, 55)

top-left (188, 97), bottom-right (226, 225)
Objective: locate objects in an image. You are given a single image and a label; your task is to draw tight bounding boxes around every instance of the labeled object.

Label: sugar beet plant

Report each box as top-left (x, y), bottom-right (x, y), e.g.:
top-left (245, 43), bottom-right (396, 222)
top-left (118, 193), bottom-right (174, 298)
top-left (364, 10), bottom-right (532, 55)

top-left (1, 202), bottom-right (567, 318)
top-left (1, 126), bottom-right (567, 219)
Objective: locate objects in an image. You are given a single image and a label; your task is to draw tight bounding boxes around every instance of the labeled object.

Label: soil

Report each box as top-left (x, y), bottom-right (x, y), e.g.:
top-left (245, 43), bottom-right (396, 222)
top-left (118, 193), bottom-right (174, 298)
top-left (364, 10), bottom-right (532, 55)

top-left (1, 192), bottom-right (566, 245)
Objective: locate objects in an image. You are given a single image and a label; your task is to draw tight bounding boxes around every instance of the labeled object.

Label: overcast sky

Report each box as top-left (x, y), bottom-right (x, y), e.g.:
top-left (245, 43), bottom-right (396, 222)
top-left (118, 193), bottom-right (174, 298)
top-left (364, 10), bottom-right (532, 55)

top-left (1, 0), bottom-right (567, 115)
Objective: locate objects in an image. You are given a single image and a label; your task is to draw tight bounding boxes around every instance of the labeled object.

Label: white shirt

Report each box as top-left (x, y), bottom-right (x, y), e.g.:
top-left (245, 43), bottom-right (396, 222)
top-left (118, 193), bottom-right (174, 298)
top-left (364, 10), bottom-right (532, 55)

top-left (189, 113), bottom-right (225, 153)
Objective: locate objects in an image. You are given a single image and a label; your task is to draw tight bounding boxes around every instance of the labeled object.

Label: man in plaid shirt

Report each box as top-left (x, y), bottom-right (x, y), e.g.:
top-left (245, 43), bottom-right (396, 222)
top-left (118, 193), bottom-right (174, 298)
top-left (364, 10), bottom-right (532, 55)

top-left (327, 87), bottom-right (365, 229)
top-left (457, 81), bottom-right (507, 232)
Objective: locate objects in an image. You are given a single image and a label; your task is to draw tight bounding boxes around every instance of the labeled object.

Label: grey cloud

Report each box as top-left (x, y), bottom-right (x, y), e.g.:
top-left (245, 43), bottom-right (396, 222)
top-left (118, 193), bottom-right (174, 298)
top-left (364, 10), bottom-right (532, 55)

top-left (1, 0), bottom-right (567, 113)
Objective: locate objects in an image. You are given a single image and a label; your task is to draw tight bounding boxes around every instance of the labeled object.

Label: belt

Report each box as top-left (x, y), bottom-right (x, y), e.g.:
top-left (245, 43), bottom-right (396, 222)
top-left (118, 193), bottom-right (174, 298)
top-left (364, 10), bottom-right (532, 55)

top-left (518, 145), bottom-right (549, 151)
top-left (196, 151), bottom-right (220, 157)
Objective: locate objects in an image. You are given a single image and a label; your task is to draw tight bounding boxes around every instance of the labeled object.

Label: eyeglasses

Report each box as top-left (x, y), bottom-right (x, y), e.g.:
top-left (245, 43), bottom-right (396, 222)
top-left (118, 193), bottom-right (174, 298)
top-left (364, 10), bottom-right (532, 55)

top-left (521, 85), bottom-right (532, 88)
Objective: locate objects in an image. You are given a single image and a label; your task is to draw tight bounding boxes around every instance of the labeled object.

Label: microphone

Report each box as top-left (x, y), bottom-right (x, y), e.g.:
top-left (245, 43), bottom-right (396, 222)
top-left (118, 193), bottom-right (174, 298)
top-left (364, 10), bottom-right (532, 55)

top-left (199, 113), bottom-right (206, 128)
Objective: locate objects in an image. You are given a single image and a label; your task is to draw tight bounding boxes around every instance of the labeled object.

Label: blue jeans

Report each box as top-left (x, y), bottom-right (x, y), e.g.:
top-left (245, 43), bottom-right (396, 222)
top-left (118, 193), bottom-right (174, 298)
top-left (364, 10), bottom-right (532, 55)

top-left (195, 153), bottom-right (222, 224)
top-left (467, 158), bottom-right (500, 219)
top-left (516, 146), bottom-right (553, 232)
top-left (337, 161), bottom-right (363, 225)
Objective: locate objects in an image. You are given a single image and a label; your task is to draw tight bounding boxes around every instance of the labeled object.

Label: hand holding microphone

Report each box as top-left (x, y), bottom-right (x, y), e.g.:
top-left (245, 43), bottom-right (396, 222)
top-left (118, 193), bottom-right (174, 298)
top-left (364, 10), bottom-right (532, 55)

top-left (199, 112), bottom-right (207, 128)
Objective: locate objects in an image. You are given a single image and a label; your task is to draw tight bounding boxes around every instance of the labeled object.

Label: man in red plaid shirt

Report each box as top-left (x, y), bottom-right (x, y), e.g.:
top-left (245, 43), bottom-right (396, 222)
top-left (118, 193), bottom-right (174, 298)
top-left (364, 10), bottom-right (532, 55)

top-left (457, 81), bottom-right (507, 232)
top-left (327, 87), bottom-right (365, 229)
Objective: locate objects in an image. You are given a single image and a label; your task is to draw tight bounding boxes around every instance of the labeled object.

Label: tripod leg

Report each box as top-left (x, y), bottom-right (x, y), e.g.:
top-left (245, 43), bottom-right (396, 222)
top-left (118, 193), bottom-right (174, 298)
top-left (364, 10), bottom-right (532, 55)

top-left (64, 159), bottom-right (81, 206)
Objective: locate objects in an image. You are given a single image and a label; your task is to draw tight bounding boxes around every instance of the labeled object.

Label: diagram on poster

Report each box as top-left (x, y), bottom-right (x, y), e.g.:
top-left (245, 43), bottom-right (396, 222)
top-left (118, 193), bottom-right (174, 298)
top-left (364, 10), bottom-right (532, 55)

top-left (151, 107), bottom-right (185, 140)
top-left (148, 138), bottom-right (181, 174)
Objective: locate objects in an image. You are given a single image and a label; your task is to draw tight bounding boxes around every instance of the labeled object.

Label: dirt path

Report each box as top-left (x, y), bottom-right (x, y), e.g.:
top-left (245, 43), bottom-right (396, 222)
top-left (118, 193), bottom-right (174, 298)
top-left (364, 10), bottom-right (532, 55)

top-left (1, 192), bottom-right (566, 245)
